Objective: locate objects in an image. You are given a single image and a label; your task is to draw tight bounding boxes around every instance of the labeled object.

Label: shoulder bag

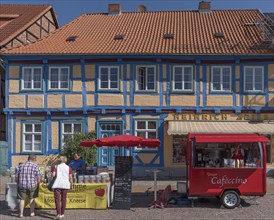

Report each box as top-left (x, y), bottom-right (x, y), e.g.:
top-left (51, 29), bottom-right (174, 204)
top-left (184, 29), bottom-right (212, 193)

top-left (47, 165), bottom-right (58, 192)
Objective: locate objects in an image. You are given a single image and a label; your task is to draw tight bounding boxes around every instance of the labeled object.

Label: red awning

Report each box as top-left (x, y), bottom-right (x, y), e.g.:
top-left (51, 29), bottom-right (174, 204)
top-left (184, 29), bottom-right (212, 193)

top-left (80, 134), bottom-right (161, 148)
top-left (191, 133), bottom-right (270, 143)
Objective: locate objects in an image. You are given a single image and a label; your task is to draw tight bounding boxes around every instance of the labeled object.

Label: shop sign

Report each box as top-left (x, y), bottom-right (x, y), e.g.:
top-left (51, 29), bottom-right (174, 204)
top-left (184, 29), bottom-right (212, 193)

top-left (32, 183), bottom-right (107, 209)
top-left (173, 113), bottom-right (251, 121)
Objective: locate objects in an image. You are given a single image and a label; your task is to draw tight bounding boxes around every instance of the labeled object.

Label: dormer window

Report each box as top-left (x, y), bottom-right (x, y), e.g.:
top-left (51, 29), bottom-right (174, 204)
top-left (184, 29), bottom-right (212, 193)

top-left (164, 33), bottom-right (174, 39)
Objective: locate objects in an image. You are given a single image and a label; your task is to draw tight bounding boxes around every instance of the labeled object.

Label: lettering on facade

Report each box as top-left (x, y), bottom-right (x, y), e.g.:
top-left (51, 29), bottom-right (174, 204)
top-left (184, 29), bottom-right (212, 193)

top-left (173, 114), bottom-right (250, 121)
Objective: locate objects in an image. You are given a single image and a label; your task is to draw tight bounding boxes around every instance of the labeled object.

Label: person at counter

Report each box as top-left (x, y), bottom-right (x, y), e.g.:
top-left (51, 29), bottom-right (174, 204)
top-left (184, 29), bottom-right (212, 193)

top-left (52, 156), bottom-right (73, 219)
top-left (232, 144), bottom-right (244, 160)
top-left (69, 152), bottom-right (86, 175)
top-left (15, 154), bottom-right (41, 218)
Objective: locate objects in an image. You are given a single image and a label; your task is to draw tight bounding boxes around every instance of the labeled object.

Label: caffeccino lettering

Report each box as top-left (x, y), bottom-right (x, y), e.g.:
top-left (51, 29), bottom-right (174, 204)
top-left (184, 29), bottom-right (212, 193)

top-left (211, 175), bottom-right (247, 188)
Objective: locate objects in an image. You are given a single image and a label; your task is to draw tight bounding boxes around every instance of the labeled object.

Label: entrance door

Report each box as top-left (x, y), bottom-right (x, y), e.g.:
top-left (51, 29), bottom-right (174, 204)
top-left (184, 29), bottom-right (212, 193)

top-left (98, 123), bottom-right (122, 166)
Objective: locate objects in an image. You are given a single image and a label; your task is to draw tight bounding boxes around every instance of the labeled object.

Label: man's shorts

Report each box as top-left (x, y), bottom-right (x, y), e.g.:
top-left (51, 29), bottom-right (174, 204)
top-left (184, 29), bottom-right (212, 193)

top-left (17, 186), bottom-right (39, 200)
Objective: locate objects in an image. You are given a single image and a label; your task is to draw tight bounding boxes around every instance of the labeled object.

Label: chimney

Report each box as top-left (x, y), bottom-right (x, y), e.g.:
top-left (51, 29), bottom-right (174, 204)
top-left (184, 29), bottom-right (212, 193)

top-left (138, 5), bottom-right (147, 12)
top-left (108, 4), bottom-right (121, 15)
top-left (199, 1), bottom-right (211, 13)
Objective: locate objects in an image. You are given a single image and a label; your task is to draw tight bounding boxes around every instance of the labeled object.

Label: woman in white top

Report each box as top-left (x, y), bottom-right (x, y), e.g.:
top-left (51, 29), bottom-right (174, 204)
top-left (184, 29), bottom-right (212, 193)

top-left (52, 156), bottom-right (73, 219)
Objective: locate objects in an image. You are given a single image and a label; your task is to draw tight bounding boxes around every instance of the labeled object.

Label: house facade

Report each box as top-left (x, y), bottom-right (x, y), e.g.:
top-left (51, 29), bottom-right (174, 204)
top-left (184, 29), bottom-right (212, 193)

top-left (2, 3), bottom-right (274, 177)
top-left (0, 4), bottom-right (59, 141)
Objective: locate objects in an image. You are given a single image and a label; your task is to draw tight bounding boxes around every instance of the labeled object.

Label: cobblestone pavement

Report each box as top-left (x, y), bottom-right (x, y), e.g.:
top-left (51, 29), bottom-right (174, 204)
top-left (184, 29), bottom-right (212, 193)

top-left (1, 175), bottom-right (273, 220)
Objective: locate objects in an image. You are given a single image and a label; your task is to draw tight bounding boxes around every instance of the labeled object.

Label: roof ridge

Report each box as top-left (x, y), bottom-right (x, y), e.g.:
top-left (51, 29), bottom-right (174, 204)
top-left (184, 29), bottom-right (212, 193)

top-left (85, 8), bottom-right (259, 15)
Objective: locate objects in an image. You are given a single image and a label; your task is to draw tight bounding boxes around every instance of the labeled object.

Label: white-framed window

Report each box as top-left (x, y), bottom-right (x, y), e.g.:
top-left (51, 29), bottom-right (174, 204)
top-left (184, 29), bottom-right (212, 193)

top-left (172, 65), bottom-right (193, 91)
top-left (211, 66), bottom-right (232, 92)
top-left (22, 67), bottom-right (42, 90)
top-left (22, 123), bottom-right (42, 152)
top-left (62, 122), bottom-right (82, 147)
top-left (244, 66), bottom-right (264, 92)
top-left (134, 120), bottom-right (158, 151)
top-left (136, 66), bottom-right (156, 91)
top-left (48, 67), bottom-right (69, 90)
top-left (99, 66), bottom-right (119, 90)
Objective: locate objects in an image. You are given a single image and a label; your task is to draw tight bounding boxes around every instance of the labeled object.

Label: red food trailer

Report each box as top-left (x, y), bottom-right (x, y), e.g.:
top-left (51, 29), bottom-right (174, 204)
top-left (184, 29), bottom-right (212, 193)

top-left (186, 133), bottom-right (270, 209)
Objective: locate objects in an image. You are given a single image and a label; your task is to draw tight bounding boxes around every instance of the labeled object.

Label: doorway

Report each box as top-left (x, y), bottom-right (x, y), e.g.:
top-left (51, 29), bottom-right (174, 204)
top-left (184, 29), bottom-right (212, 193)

top-left (97, 122), bottom-right (122, 166)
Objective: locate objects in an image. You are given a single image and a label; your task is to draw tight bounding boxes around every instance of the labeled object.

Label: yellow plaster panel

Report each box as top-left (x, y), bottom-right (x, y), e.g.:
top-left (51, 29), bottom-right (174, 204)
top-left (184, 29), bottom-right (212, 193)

top-left (135, 153), bottom-right (156, 164)
top-left (207, 96), bottom-right (232, 106)
top-left (16, 122), bottom-right (21, 153)
top-left (163, 95), bottom-right (166, 106)
top-left (126, 95), bottom-right (130, 106)
top-left (9, 95), bottom-right (25, 108)
top-left (126, 115), bottom-right (130, 130)
top-left (9, 80), bottom-right (19, 93)
top-left (127, 82), bottom-right (130, 92)
top-left (200, 94), bottom-right (203, 107)
top-left (73, 65), bottom-right (81, 78)
top-left (236, 82), bottom-right (240, 92)
top-left (9, 66), bottom-right (19, 79)
top-left (120, 64), bottom-right (123, 80)
top-left (12, 155), bottom-right (59, 167)
top-left (164, 123), bottom-right (173, 167)
top-left (236, 94), bottom-right (240, 106)
top-left (206, 66), bottom-right (210, 93)
top-left (134, 95), bottom-right (160, 106)
top-left (27, 95), bottom-right (44, 108)
top-left (86, 94), bottom-right (95, 106)
top-left (73, 80), bottom-right (82, 92)
top-left (236, 66), bottom-right (240, 79)
top-left (200, 66), bottom-right (203, 79)
top-left (170, 95), bottom-right (196, 106)
top-left (51, 122), bottom-right (59, 149)
top-left (127, 64), bottom-right (130, 80)
top-left (163, 64), bottom-right (166, 79)
top-left (268, 94), bottom-right (274, 107)
top-left (271, 135), bottom-right (274, 161)
top-left (98, 94), bottom-right (123, 106)
top-left (65, 94), bottom-right (82, 108)
top-left (88, 117), bottom-right (96, 131)
top-left (133, 115), bottom-right (159, 119)
top-left (86, 81), bottom-right (95, 92)
top-left (85, 65), bottom-right (95, 79)
top-left (268, 81), bottom-right (274, 92)
top-left (243, 95), bottom-right (265, 106)
top-left (47, 94), bottom-right (62, 108)
top-left (163, 81), bottom-right (167, 92)
top-left (98, 116), bottom-right (122, 120)
top-left (268, 64), bottom-right (274, 79)
top-left (16, 117), bottom-right (44, 120)
top-left (200, 81), bottom-right (203, 92)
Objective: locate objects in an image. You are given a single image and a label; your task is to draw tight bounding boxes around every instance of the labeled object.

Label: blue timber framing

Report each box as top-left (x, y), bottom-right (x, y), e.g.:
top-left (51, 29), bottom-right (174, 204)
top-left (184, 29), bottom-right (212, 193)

top-left (2, 54), bottom-right (274, 167)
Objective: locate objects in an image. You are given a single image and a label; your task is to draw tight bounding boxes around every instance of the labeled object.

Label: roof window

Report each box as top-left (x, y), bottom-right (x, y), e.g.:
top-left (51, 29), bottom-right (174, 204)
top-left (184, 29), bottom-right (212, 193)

top-left (214, 32), bottom-right (225, 38)
top-left (164, 33), bottom-right (174, 39)
top-left (114, 34), bottom-right (124, 40)
top-left (66, 36), bottom-right (77, 41)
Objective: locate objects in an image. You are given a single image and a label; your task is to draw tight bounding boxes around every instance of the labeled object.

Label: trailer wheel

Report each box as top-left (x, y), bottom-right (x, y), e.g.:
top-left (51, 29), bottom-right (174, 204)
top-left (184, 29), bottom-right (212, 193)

top-left (221, 190), bottom-right (241, 209)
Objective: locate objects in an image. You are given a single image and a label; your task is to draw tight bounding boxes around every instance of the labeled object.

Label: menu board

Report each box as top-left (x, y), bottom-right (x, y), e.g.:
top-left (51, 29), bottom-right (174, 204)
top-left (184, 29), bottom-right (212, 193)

top-left (112, 156), bottom-right (133, 210)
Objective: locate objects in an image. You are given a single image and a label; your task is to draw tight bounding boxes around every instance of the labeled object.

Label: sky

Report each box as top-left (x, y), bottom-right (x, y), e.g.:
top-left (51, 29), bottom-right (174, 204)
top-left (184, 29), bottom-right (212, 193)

top-left (3, 0), bottom-right (274, 26)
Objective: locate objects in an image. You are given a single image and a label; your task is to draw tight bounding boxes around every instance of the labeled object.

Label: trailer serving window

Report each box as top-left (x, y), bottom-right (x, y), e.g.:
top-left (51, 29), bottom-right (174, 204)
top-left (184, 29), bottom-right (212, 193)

top-left (190, 134), bottom-right (269, 169)
top-left (192, 142), bottom-right (263, 168)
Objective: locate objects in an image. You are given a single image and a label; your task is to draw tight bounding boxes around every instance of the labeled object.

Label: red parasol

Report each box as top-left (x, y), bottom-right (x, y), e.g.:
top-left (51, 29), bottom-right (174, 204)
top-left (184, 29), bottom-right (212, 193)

top-left (80, 134), bottom-right (160, 148)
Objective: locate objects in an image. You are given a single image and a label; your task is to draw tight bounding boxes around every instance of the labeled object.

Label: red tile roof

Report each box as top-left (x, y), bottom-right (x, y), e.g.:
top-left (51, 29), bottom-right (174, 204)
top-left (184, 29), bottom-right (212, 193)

top-left (0, 4), bottom-right (58, 47)
top-left (2, 9), bottom-right (274, 55)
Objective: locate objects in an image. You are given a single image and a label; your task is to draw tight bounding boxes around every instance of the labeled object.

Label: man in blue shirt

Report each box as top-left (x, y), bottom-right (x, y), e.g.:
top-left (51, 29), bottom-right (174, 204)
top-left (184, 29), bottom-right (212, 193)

top-left (69, 152), bottom-right (86, 175)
